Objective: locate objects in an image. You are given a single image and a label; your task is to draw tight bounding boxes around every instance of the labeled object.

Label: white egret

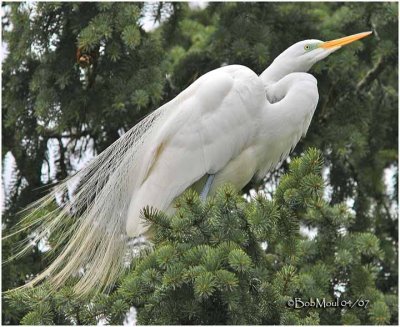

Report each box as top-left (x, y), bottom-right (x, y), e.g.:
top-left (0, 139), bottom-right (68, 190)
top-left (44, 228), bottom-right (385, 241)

top-left (9, 31), bottom-right (372, 294)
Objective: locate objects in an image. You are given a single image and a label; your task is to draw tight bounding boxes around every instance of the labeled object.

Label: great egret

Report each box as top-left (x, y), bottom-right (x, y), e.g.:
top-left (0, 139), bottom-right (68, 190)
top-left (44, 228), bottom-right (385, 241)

top-left (8, 31), bottom-right (372, 294)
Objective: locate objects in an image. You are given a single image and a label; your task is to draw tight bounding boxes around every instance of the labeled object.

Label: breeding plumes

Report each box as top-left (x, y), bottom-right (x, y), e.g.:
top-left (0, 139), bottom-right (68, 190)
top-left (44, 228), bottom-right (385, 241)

top-left (6, 31), bottom-right (372, 295)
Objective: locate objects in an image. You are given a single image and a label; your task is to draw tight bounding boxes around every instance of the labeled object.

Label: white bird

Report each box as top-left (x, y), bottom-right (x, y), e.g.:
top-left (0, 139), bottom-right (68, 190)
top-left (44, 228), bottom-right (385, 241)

top-left (9, 31), bottom-right (371, 294)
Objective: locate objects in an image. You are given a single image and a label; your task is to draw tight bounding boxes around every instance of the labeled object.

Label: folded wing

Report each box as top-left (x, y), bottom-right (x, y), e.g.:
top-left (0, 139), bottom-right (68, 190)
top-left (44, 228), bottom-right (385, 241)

top-left (127, 65), bottom-right (266, 236)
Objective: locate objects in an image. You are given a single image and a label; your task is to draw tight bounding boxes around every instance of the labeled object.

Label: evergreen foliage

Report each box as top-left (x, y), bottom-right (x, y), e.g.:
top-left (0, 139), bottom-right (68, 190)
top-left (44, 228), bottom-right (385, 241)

top-left (2, 2), bottom-right (397, 325)
top-left (6, 149), bottom-right (397, 325)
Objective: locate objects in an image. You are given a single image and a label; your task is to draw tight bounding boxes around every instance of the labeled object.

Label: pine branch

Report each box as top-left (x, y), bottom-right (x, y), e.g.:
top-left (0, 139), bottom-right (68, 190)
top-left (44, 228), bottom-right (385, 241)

top-left (356, 56), bottom-right (388, 93)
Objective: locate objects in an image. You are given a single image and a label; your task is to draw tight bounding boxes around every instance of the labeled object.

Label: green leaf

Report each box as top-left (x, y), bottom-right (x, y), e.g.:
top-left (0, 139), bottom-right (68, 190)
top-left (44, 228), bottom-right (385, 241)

top-left (194, 272), bottom-right (217, 299)
top-left (122, 24), bottom-right (141, 48)
top-left (20, 305), bottom-right (53, 325)
top-left (368, 301), bottom-right (390, 325)
top-left (228, 249), bottom-right (252, 272)
top-left (214, 269), bottom-right (239, 291)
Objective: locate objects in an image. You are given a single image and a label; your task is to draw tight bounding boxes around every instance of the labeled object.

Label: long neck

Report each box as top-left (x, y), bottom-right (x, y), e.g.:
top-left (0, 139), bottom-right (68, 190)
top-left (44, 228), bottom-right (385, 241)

top-left (255, 72), bottom-right (318, 179)
top-left (260, 59), bottom-right (293, 87)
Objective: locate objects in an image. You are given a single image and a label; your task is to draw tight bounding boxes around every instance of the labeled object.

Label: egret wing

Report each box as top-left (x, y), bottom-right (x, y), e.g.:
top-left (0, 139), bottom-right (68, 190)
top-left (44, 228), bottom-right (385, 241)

top-left (127, 65), bottom-right (266, 236)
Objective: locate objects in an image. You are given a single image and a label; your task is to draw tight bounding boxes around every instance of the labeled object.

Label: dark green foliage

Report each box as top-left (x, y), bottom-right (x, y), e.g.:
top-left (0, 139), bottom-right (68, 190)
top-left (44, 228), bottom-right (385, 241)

top-left (7, 149), bottom-right (397, 325)
top-left (2, 2), bottom-right (397, 325)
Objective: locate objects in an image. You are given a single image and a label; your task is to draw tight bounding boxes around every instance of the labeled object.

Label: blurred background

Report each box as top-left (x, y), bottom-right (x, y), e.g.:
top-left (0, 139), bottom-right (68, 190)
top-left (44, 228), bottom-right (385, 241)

top-left (1, 2), bottom-right (398, 324)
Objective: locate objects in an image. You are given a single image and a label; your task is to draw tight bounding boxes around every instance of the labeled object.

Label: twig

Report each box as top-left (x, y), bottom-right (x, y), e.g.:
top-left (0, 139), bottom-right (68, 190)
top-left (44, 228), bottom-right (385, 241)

top-left (356, 56), bottom-right (387, 93)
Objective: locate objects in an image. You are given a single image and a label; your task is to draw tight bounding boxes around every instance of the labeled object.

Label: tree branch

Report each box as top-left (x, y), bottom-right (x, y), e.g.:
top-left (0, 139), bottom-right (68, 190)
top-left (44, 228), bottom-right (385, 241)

top-left (356, 56), bottom-right (387, 93)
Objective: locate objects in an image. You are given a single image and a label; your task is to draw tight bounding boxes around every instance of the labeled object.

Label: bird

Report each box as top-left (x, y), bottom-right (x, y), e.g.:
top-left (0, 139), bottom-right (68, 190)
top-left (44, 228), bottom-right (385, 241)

top-left (7, 31), bottom-right (372, 295)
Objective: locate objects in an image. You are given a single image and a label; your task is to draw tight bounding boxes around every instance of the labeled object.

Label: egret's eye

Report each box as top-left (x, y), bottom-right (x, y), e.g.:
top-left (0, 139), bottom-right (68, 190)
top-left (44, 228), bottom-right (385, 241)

top-left (304, 44), bottom-right (311, 51)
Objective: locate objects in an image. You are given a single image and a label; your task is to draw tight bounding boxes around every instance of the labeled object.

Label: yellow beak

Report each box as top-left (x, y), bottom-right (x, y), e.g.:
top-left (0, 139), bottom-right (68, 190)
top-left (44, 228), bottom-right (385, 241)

top-left (320, 31), bottom-right (372, 49)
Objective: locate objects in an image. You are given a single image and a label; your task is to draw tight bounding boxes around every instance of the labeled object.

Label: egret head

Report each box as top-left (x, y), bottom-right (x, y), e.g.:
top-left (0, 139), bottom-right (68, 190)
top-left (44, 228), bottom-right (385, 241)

top-left (277, 31), bottom-right (372, 70)
top-left (261, 31), bottom-right (372, 84)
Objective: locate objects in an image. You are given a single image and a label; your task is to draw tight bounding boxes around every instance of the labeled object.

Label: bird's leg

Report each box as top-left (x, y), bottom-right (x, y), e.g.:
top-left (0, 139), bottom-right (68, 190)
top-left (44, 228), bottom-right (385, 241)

top-left (200, 174), bottom-right (215, 201)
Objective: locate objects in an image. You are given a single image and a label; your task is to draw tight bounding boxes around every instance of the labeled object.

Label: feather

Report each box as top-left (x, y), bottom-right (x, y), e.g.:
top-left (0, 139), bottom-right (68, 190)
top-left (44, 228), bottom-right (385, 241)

top-left (6, 107), bottom-right (167, 295)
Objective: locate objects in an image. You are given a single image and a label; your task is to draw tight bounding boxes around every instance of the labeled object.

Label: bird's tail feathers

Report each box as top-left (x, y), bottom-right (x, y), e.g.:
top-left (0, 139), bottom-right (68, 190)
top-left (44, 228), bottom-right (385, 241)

top-left (3, 107), bottom-right (166, 295)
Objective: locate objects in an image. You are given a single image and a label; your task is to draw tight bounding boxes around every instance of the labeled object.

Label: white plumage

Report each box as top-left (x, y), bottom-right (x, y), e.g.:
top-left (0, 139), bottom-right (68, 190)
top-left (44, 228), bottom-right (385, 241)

top-left (127, 66), bottom-right (318, 236)
top-left (7, 32), bottom-right (371, 294)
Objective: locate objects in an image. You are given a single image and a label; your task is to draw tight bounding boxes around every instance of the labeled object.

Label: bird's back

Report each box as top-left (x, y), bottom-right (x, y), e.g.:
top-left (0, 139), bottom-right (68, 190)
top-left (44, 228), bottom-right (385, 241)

top-left (126, 65), bottom-right (267, 236)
